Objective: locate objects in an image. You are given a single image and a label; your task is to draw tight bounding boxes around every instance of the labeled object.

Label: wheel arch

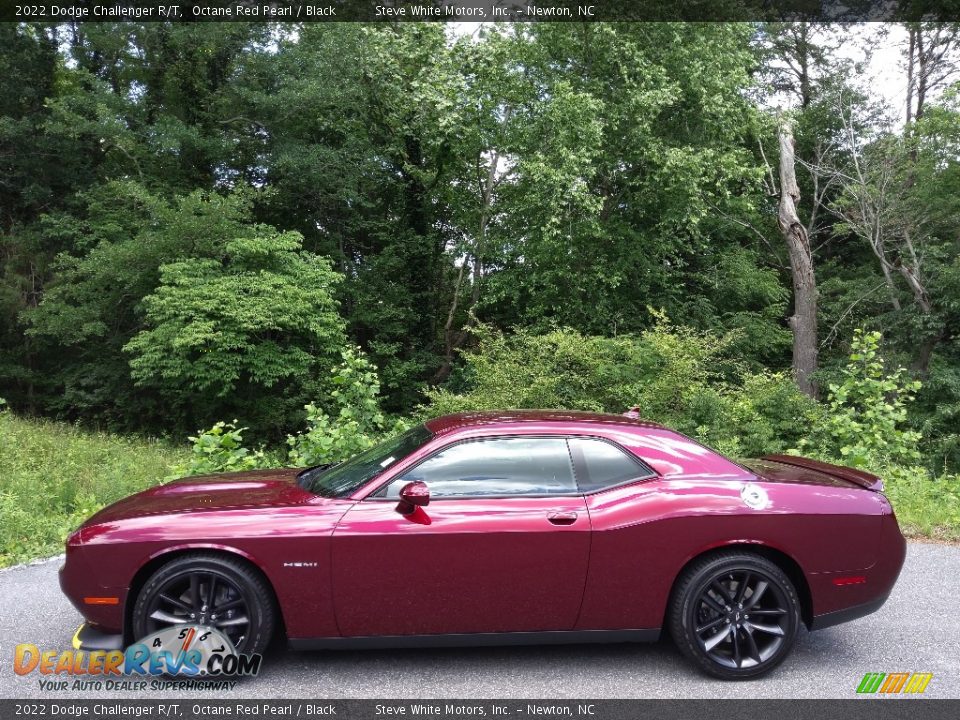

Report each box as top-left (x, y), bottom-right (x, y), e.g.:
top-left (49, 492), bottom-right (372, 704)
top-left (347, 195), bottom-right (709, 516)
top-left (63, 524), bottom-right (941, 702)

top-left (124, 545), bottom-right (284, 644)
top-left (665, 542), bottom-right (814, 629)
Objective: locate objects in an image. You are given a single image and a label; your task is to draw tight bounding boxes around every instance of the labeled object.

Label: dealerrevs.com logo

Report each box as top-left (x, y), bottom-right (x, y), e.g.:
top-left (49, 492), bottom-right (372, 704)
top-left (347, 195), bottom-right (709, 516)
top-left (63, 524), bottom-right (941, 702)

top-left (14, 625), bottom-right (262, 691)
top-left (856, 672), bottom-right (934, 695)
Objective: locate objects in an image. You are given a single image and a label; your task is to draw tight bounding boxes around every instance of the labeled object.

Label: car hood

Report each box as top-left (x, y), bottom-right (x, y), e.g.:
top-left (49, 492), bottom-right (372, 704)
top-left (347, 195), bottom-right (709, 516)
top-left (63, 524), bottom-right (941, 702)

top-left (82, 468), bottom-right (316, 526)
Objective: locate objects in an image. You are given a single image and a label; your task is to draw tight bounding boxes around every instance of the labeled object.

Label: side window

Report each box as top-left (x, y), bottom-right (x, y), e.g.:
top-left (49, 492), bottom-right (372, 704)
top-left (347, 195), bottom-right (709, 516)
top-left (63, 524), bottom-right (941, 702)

top-left (380, 437), bottom-right (576, 498)
top-left (568, 438), bottom-right (653, 493)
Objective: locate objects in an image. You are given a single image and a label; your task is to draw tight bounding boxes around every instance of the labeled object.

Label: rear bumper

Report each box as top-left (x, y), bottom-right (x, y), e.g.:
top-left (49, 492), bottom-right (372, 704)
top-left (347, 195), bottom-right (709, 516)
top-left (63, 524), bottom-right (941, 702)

top-left (809, 592), bottom-right (891, 630)
top-left (808, 505), bottom-right (905, 630)
top-left (72, 623), bottom-right (125, 652)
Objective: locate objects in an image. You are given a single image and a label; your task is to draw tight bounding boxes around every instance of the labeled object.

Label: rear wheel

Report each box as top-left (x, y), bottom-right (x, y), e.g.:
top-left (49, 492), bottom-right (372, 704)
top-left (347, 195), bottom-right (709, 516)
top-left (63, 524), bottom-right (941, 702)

top-left (132, 553), bottom-right (275, 655)
top-left (669, 552), bottom-right (801, 679)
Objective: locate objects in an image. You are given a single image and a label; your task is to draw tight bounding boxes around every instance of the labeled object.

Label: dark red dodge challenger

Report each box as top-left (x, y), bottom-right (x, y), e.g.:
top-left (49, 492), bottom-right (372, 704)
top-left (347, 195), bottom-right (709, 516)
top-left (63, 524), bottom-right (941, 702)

top-left (61, 410), bottom-right (905, 679)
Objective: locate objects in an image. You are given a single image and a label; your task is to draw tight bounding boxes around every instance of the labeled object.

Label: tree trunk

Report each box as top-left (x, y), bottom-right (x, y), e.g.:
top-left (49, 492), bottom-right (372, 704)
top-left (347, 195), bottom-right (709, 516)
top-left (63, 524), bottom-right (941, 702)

top-left (906, 27), bottom-right (916, 125)
top-left (431, 138), bottom-right (504, 385)
top-left (777, 121), bottom-right (819, 398)
top-left (899, 229), bottom-right (938, 375)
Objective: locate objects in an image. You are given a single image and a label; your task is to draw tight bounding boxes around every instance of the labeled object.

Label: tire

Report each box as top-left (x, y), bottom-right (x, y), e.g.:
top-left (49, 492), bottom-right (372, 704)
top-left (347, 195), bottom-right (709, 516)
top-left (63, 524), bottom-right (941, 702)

top-left (668, 551), bottom-right (801, 680)
top-left (132, 553), bottom-right (276, 655)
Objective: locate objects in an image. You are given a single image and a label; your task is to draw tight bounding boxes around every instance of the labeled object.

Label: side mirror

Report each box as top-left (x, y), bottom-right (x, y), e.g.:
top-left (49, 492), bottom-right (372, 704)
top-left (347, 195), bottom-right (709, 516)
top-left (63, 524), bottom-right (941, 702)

top-left (397, 480), bottom-right (430, 515)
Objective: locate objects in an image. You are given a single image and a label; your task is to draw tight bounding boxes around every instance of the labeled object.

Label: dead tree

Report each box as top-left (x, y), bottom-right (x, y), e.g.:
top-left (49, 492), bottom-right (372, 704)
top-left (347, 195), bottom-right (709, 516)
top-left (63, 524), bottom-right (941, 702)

top-left (777, 120), bottom-right (819, 398)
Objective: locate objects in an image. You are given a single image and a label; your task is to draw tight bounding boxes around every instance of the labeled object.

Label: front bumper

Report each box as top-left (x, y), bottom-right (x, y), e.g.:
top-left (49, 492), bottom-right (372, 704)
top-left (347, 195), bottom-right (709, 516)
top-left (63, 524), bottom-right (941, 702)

top-left (72, 623), bottom-right (125, 651)
top-left (59, 549), bottom-right (126, 633)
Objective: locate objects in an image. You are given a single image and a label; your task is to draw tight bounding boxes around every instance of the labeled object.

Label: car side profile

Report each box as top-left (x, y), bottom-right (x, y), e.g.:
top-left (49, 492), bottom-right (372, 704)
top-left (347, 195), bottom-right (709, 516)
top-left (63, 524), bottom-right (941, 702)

top-left (60, 410), bottom-right (906, 679)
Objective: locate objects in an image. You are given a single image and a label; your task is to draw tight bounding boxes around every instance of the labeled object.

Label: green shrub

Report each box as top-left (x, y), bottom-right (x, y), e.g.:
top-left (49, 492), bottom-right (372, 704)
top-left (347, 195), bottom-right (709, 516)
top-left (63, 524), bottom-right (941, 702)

top-left (123, 227), bottom-right (347, 437)
top-left (912, 363), bottom-right (960, 473)
top-left (169, 347), bottom-right (406, 475)
top-left (802, 330), bottom-right (922, 471)
top-left (714, 371), bottom-right (824, 458)
top-left (424, 326), bottom-right (647, 416)
top-left (169, 421), bottom-right (268, 478)
top-left (288, 347), bottom-right (407, 466)
top-left (422, 318), bottom-right (816, 459)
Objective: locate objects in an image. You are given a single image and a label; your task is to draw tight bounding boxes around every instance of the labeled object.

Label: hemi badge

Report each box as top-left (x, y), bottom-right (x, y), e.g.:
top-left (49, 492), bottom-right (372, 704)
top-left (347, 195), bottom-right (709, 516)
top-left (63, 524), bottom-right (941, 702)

top-left (283, 562), bottom-right (319, 568)
top-left (83, 596), bottom-right (120, 605)
top-left (832, 576), bottom-right (867, 586)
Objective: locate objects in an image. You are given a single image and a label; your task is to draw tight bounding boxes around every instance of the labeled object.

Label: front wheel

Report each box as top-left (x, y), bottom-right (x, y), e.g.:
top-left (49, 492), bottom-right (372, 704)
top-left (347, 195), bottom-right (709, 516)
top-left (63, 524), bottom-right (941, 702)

top-left (669, 552), bottom-right (801, 679)
top-left (132, 553), bottom-right (276, 655)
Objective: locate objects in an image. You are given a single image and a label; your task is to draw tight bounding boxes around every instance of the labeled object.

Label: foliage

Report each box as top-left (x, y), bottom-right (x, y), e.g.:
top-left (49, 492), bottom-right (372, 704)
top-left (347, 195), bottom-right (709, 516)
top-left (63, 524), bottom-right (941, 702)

top-left (424, 326), bottom-right (648, 416)
top-left (169, 421), bottom-right (268, 478)
top-left (2, 22), bottom-right (960, 560)
top-left (481, 24), bottom-right (772, 343)
top-left (912, 362), bottom-right (960, 473)
top-left (1, 23), bottom-right (793, 423)
top-left (804, 330), bottom-right (922, 470)
top-left (288, 347), bottom-right (407, 467)
top-left (882, 466), bottom-right (960, 541)
top-left (0, 412), bottom-right (187, 567)
top-left (718, 371), bottom-right (826, 458)
top-left (124, 229), bottom-right (345, 436)
top-left (166, 346), bottom-right (405, 477)
top-left (424, 318), bottom-right (818, 458)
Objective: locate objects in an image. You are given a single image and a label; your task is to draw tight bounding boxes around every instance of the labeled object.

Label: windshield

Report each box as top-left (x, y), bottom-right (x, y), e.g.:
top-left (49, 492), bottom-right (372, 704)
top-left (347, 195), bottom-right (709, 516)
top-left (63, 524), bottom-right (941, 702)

top-left (298, 425), bottom-right (434, 498)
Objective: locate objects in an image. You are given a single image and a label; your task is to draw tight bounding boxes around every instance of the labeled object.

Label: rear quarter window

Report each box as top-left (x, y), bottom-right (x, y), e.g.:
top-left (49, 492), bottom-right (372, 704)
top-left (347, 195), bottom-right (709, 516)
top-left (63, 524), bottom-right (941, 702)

top-left (569, 437), bottom-right (655, 493)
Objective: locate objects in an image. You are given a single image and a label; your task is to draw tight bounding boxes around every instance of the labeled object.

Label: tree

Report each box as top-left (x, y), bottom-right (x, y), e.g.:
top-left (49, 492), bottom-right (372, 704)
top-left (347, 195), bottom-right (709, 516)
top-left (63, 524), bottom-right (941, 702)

top-left (26, 187), bottom-right (337, 433)
top-left (777, 120), bottom-right (819, 397)
top-left (431, 28), bottom-right (530, 384)
top-left (240, 24), bottom-right (464, 405)
top-left (813, 91), bottom-right (955, 375)
top-left (0, 23), bottom-right (102, 412)
top-left (761, 22), bottom-right (845, 111)
top-left (481, 23), bottom-right (774, 350)
top-left (124, 230), bottom-right (345, 435)
top-left (754, 23), bottom-right (875, 395)
top-left (905, 23), bottom-right (960, 125)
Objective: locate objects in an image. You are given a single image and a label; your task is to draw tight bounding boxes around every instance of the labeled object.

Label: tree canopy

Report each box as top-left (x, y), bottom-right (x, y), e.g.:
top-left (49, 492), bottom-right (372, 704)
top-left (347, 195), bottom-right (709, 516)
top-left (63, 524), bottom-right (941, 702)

top-left (1, 21), bottom-right (959, 470)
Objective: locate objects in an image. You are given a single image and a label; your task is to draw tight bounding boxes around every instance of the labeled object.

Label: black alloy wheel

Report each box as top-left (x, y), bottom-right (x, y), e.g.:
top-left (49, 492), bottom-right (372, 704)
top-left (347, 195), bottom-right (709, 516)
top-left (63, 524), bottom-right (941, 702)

top-left (132, 553), bottom-right (275, 655)
top-left (669, 552), bottom-right (801, 679)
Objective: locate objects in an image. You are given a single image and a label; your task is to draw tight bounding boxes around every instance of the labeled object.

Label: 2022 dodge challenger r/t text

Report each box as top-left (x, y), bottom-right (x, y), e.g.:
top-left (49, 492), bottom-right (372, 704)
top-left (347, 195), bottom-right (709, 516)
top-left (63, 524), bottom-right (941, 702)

top-left (60, 410), bottom-right (906, 679)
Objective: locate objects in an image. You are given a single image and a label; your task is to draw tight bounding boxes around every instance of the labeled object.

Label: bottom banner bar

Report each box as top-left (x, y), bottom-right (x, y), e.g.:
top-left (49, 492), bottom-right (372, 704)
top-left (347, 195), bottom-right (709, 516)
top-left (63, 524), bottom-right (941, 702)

top-left (0, 699), bottom-right (956, 720)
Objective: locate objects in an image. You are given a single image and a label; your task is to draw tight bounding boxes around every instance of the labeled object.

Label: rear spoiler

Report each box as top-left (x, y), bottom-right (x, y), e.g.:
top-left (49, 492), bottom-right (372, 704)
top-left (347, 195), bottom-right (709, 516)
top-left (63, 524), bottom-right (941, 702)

top-left (761, 454), bottom-right (884, 492)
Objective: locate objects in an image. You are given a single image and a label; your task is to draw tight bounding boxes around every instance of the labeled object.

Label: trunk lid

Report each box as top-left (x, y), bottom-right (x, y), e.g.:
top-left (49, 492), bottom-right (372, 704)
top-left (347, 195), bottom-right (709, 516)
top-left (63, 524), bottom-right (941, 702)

top-left (747, 454), bottom-right (884, 492)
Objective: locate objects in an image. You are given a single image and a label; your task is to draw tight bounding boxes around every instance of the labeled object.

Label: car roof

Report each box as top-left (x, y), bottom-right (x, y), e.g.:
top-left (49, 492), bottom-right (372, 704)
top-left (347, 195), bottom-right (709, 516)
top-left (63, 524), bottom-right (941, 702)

top-left (423, 410), bottom-right (664, 437)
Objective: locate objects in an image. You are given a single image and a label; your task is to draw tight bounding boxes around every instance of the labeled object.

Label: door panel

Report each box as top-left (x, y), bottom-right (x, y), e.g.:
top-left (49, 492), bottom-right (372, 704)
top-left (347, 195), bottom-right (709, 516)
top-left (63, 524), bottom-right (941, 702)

top-left (331, 495), bottom-right (590, 636)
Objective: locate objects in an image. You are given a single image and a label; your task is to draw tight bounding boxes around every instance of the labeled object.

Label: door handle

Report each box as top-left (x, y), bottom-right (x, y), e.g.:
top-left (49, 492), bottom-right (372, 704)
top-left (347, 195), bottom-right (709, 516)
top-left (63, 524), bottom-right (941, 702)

top-left (547, 511), bottom-right (578, 525)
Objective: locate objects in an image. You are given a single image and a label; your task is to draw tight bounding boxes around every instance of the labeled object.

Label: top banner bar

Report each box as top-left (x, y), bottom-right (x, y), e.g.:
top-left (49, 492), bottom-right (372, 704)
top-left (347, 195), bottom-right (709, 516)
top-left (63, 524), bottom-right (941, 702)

top-left (3, 0), bottom-right (960, 23)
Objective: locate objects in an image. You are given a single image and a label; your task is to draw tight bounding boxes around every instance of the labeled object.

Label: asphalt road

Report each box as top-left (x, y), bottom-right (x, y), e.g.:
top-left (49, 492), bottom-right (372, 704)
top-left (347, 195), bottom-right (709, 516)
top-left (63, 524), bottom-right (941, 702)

top-left (1, 542), bottom-right (957, 700)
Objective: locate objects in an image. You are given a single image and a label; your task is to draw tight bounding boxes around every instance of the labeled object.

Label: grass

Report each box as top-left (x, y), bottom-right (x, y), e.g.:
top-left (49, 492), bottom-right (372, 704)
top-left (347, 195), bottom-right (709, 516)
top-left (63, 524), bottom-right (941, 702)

top-left (0, 411), bottom-right (189, 567)
top-left (884, 470), bottom-right (960, 543)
